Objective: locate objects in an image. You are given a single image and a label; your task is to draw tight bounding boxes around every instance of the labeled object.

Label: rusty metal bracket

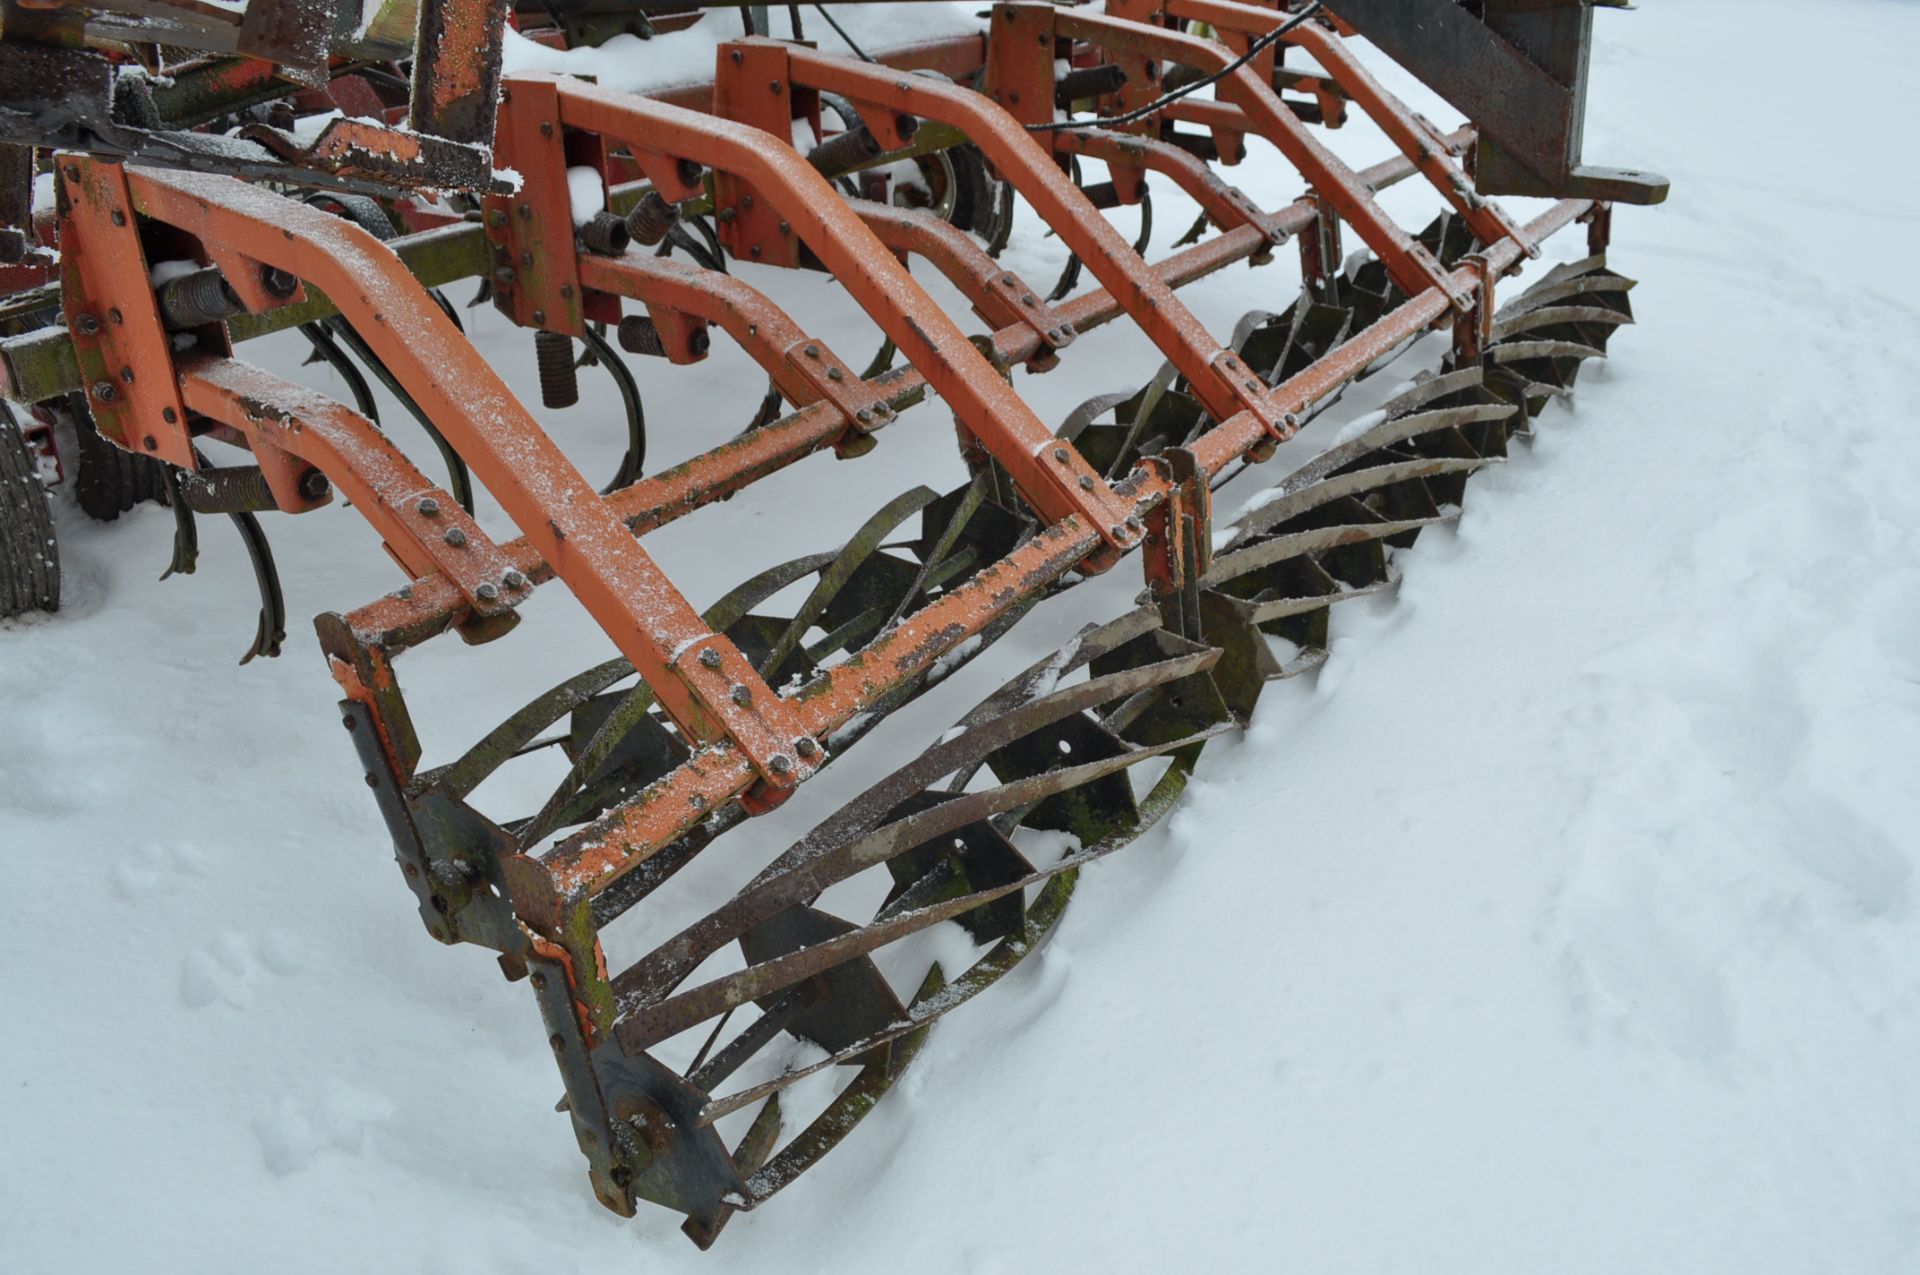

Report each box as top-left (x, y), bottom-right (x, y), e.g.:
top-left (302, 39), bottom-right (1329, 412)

top-left (56, 157), bottom-right (196, 470)
top-left (489, 77), bottom-right (588, 335)
top-left (1143, 446), bottom-right (1211, 638)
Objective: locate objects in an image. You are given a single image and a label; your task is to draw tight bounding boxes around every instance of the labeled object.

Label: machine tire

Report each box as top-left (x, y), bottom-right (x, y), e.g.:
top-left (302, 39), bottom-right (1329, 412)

top-left (0, 404), bottom-right (60, 617)
top-left (71, 394), bottom-right (169, 521)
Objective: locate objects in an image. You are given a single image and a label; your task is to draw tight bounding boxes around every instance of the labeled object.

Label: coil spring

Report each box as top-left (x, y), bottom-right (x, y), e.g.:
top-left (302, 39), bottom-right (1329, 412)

top-left (175, 464), bottom-right (328, 515)
top-left (805, 126), bottom-right (881, 175)
top-left (534, 331), bottom-right (579, 409)
top-left (580, 211), bottom-right (630, 257)
top-left (625, 192), bottom-right (679, 247)
top-left (1054, 63), bottom-right (1130, 108)
top-left (157, 269), bottom-right (244, 330)
top-left (617, 316), bottom-right (709, 360)
top-left (617, 315), bottom-right (665, 358)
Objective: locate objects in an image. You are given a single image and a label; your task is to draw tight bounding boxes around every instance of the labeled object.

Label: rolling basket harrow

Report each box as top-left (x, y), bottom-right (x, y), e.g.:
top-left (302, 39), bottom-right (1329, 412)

top-left (0, 0), bottom-right (1663, 1242)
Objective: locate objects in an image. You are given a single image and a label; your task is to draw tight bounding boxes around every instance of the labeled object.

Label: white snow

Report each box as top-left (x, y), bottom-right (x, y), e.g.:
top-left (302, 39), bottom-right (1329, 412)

top-left (499, 3), bottom-right (986, 97)
top-left (566, 165), bottom-right (606, 226)
top-left (5, 1), bottom-right (1920, 1271)
top-left (148, 258), bottom-right (202, 286)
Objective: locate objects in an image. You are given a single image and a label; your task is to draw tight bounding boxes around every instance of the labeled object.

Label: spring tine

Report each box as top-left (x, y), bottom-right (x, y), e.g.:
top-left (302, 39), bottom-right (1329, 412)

top-left (299, 321), bottom-right (382, 424)
top-left (230, 507), bottom-right (286, 664)
top-left (326, 317), bottom-right (476, 513)
top-left (158, 463), bottom-right (199, 581)
top-left (583, 326), bottom-right (647, 492)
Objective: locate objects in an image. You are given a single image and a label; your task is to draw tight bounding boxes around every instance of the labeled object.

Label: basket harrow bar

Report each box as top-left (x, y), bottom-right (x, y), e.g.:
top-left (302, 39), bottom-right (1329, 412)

top-left (3, 0), bottom-right (1649, 1245)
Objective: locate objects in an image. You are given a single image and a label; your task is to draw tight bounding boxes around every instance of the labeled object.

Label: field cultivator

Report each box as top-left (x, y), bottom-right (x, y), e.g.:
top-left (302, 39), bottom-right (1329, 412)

top-left (0, 0), bottom-right (1662, 1242)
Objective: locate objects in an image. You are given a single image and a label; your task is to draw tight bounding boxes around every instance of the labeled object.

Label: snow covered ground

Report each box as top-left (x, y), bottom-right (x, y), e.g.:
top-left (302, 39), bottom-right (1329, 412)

top-left (5, 1), bottom-right (1920, 1271)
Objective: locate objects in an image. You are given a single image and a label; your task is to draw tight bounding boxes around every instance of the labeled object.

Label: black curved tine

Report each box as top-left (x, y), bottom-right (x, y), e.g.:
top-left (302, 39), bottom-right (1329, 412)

top-left (326, 318), bottom-right (476, 514)
top-left (299, 321), bottom-right (381, 425)
top-left (858, 337), bottom-right (895, 381)
top-left (1131, 186), bottom-right (1153, 257)
top-left (583, 325), bottom-right (646, 492)
top-left (231, 507), bottom-right (286, 664)
top-left (157, 463), bottom-right (198, 581)
top-left (430, 287), bottom-right (465, 333)
top-left (179, 445), bottom-right (283, 663)
top-left (744, 380), bottom-right (785, 433)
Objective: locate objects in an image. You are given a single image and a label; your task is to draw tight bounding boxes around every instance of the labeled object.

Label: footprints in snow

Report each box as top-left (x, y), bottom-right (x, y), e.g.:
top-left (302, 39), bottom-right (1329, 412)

top-left (110, 839), bottom-right (208, 901)
top-left (1549, 609), bottom-right (1911, 1062)
top-left (180, 930), bottom-right (303, 1009)
top-left (253, 1084), bottom-right (395, 1176)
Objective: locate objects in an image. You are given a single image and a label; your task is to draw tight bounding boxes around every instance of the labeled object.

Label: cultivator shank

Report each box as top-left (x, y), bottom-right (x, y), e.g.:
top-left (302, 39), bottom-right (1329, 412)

top-left (0, 0), bottom-right (1658, 1242)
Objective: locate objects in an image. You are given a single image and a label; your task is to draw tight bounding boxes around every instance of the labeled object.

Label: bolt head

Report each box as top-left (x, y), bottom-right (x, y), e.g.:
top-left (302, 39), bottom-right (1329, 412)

top-left (826, 367), bottom-right (843, 381)
top-left (1078, 474), bottom-right (1095, 491)
top-left (443, 526), bottom-right (468, 546)
top-left (1053, 447), bottom-right (1069, 462)
top-left (699, 648), bottom-right (722, 669)
top-left (795, 737), bottom-right (820, 758)
top-left (768, 754), bottom-right (794, 776)
top-left (74, 313), bottom-right (100, 335)
top-left (476, 582), bottom-right (499, 601)
top-left (91, 381), bottom-right (116, 403)
top-left (418, 497), bottom-right (441, 516)
top-left (504, 570), bottom-right (528, 589)
top-left (729, 684), bottom-right (751, 706)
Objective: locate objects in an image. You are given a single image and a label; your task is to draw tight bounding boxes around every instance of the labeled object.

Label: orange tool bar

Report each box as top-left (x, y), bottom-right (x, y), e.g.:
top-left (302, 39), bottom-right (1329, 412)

top-left (337, 139), bottom-right (1453, 653)
top-left (539, 72), bottom-right (1142, 548)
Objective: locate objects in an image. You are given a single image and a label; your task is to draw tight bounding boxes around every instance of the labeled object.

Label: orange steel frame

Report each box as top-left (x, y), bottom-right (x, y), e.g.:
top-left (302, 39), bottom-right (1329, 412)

top-left (46, 1), bottom-right (1605, 1173)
